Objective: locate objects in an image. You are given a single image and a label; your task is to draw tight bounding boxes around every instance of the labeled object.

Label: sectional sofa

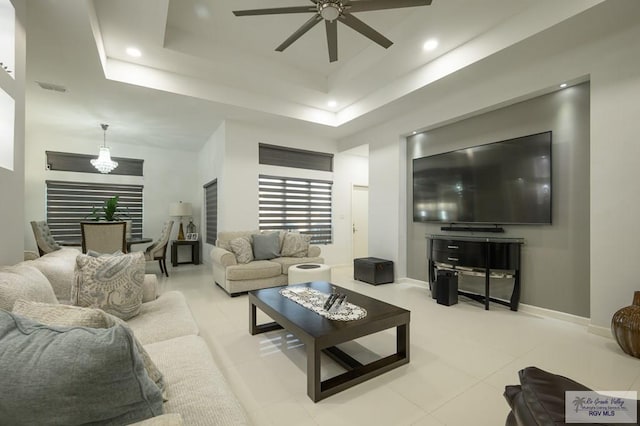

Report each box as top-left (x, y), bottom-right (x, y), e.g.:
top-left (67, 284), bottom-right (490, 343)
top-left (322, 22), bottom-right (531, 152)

top-left (0, 248), bottom-right (250, 425)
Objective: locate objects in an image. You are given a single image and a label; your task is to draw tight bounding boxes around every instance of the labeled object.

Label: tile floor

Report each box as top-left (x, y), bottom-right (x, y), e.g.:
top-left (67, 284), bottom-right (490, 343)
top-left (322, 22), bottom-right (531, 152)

top-left (156, 263), bottom-right (640, 426)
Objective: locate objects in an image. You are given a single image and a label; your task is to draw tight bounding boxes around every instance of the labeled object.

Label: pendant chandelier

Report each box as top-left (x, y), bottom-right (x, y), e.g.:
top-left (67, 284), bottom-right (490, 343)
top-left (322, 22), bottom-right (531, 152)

top-left (90, 123), bottom-right (118, 174)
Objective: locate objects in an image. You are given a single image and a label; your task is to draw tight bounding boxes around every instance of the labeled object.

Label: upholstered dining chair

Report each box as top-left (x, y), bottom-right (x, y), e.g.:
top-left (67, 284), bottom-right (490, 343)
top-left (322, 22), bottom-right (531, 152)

top-left (30, 221), bottom-right (62, 257)
top-left (144, 220), bottom-right (174, 277)
top-left (80, 221), bottom-right (127, 254)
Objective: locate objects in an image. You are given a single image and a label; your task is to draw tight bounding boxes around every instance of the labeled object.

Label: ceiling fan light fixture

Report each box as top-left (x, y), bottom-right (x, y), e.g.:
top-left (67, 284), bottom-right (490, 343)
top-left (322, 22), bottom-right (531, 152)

top-left (318, 1), bottom-right (343, 21)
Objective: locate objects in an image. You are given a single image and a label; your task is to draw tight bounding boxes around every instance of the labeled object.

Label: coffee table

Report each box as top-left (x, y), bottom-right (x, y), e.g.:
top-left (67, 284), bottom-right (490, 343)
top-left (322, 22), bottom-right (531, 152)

top-left (249, 281), bottom-right (410, 402)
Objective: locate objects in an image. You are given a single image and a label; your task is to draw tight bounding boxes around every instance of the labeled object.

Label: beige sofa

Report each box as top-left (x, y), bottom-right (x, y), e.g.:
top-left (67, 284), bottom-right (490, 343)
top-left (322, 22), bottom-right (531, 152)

top-left (0, 248), bottom-right (250, 425)
top-left (211, 230), bottom-right (324, 296)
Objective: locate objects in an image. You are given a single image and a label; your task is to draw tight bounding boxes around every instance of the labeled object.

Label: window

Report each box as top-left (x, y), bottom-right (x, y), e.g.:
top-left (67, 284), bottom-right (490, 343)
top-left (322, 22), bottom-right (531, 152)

top-left (46, 151), bottom-right (144, 176)
top-left (46, 180), bottom-right (143, 241)
top-left (259, 175), bottom-right (333, 244)
top-left (259, 143), bottom-right (333, 172)
top-left (204, 179), bottom-right (218, 245)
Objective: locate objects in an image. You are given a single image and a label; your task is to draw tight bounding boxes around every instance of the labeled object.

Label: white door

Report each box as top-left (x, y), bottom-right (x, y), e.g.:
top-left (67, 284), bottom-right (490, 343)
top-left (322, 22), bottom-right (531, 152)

top-left (352, 185), bottom-right (369, 259)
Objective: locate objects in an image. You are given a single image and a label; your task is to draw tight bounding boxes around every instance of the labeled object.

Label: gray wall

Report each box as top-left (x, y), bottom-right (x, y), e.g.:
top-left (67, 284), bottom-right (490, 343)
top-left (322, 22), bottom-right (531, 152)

top-left (406, 83), bottom-right (590, 317)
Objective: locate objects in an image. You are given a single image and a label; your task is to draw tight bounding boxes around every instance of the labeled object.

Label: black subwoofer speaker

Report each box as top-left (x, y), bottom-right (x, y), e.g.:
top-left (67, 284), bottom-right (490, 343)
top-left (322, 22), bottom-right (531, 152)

top-left (436, 270), bottom-right (458, 306)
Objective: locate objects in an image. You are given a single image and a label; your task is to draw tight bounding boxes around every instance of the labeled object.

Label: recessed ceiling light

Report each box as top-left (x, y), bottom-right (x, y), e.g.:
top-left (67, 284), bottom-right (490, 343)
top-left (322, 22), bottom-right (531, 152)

top-left (412, 131), bottom-right (417, 135)
top-left (560, 83), bottom-right (568, 88)
top-left (126, 47), bottom-right (142, 58)
top-left (194, 4), bottom-right (211, 19)
top-left (328, 100), bottom-right (337, 108)
top-left (422, 39), bottom-right (439, 51)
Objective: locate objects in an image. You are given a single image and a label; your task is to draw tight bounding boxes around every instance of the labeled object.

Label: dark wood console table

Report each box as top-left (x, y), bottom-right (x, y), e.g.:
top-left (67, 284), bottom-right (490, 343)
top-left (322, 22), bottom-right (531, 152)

top-left (427, 235), bottom-right (524, 311)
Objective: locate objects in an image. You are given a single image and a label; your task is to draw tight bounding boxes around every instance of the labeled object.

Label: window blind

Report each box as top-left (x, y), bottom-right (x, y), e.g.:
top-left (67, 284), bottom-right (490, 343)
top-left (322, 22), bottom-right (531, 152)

top-left (259, 144), bottom-right (333, 172)
top-left (259, 175), bottom-right (333, 244)
top-left (204, 179), bottom-right (218, 245)
top-left (46, 180), bottom-right (143, 241)
top-left (46, 151), bottom-right (144, 176)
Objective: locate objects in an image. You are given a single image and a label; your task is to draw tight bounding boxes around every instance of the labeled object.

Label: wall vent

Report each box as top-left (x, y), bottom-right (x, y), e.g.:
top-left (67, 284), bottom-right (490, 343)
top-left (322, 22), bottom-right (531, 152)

top-left (36, 81), bottom-right (67, 93)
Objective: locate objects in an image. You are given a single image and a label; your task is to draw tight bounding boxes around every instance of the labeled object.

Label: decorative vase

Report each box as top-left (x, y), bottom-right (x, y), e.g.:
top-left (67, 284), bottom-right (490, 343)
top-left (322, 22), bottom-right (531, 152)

top-left (186, 220), bottom-right (196, 234)
top-left (611, 291), bottom-right (640, 358)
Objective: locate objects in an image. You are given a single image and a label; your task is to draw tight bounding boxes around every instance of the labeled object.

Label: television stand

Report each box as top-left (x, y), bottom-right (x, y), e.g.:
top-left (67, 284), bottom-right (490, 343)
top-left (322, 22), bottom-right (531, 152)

top-left (427, 235), bottom-right (524, 311)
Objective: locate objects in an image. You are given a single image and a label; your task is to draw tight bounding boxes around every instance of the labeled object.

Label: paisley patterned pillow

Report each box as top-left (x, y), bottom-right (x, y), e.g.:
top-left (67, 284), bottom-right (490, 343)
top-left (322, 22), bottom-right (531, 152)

top-left (281, 232), bottom-right (311, 257)
top-left (71, 252), bottom-right (145, 320)
top-left (229, 237), bottom-right (254, 264)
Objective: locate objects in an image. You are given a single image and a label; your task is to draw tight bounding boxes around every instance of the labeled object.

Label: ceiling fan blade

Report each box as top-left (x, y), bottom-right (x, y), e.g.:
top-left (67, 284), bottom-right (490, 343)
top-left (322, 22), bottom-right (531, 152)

top-left (326, 20), bottom-right (338, 62)
top-left (233, 6), bottom-right (316, 17)
top-left (347, 0), bottom-right (432, 13)
top-left (339, 13), bottom-right (393, 48)
top-left (275, 14), bottom-right (323, 52)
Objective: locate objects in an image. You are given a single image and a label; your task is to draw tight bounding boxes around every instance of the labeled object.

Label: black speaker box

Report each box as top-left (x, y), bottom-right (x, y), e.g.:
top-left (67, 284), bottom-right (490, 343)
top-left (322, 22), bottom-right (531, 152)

top-left (436, 270), bottom-right (458, 306)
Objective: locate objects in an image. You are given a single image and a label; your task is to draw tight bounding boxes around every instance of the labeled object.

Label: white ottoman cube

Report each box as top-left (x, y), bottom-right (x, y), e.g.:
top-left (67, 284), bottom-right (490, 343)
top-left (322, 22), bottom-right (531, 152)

top-left (288, 263), bottom-right (331, 285)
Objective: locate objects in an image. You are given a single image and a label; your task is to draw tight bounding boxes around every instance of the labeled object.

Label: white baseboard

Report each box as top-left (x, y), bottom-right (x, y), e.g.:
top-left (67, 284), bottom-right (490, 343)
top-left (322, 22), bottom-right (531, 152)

top-left (587, 324), bottom-right (613, 339)
top-left (398, 277), bottom-right (429, 286)
top-left (518, 303), bottom-right (590, 326)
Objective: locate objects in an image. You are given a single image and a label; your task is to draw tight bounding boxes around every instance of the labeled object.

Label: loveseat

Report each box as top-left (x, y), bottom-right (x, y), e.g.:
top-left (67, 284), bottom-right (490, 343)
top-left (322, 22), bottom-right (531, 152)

top-left (211, 230), bottom-right (324, 296)
top-left (0, 248), bottom-right (250, 425)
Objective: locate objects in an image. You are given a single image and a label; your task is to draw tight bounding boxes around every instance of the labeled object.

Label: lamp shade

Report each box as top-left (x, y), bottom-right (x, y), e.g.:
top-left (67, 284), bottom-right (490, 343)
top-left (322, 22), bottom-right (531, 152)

top-left (169, 202), bottom-right (192, 217)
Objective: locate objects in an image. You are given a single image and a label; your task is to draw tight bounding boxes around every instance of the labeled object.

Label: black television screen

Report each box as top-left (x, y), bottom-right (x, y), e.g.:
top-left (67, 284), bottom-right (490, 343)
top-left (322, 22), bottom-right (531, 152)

top-left (413, 131), bottom-right (552, 224)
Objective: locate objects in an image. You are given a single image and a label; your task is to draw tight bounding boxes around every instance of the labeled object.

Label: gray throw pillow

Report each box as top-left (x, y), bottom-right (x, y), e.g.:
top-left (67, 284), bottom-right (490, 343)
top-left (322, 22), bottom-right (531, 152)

top-left (11, 299), bottom-right (165, 394)
top-left (252, 232), bottom-right (281, 260)
top-left (72, 251), bottom-right (145, 320)
top-left (0, 310), bottom-right (163, 425)
top-left (281, 232), bottom-right (311, 257)
top-left (229, 237), bottom-right (254, 264)
top-left (0, 264), bottom-right (58, 311)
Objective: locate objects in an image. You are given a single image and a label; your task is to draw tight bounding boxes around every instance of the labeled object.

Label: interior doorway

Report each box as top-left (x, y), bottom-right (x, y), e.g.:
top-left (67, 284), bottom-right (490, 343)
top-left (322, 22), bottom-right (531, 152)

top-left (352, 185), bottom-right (369, 259)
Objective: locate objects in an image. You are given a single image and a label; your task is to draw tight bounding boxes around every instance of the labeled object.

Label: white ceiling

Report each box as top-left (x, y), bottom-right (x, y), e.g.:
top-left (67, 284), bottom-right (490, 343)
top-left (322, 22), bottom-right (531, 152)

top-left (25, 0), bottom-right (605, 151)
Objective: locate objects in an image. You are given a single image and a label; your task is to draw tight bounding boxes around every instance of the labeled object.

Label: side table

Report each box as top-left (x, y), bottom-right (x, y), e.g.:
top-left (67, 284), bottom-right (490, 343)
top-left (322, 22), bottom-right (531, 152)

top-left (171, 240), bottom-right (200, 267)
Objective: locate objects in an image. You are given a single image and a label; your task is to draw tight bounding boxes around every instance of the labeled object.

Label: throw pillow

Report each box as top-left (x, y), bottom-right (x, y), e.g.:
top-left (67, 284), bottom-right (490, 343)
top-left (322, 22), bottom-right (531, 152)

top-left (281, 232), bottom-right (311, 257)
top-left (0, 264), bottom-right (58, 311)
top-left (11, 299), bottom-right (165, 394)
top-left (252, 232), bottom-right (281, 260)
top-left (0, 310), bottom-right (163, 425)
top-left (71, 251), bottom-right (145, 320)
top-left (229, 237), bottom-right (254, 264)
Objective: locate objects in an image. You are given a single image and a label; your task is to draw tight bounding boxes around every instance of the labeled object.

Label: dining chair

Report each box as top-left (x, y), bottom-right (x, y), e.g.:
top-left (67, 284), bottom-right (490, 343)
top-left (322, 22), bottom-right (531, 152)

top-left (80, 221), bottom-right (127, 254)
top-left (30, 221), bottom-right (61, 257)
top-left (144, 220), bottom-right (174, 277)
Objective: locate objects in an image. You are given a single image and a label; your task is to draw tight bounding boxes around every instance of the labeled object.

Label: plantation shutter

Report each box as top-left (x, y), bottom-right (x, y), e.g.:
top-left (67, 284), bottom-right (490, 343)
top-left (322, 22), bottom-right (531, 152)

top-left (204, 179), bottom-right (218, 245)
top-left (259, 175), bottom-right (333, 244)
top-left (46, 180), bottom-right (143, 241)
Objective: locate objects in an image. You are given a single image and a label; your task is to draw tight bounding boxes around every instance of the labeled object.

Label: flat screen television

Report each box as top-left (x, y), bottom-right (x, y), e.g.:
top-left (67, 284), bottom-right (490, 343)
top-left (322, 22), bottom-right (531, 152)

top-left (413, 131), bottom-right (552, 225)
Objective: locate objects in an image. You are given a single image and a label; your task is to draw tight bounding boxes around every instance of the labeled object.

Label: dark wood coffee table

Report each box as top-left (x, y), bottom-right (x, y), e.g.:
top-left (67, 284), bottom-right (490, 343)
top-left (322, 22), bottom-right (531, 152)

top-left (249, 281), bottom-right (410, 402)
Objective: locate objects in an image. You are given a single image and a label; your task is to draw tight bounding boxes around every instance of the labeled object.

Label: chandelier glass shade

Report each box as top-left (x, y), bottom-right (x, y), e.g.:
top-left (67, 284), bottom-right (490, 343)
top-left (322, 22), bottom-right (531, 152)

top-left (91, 124), bottom-right (118, 174)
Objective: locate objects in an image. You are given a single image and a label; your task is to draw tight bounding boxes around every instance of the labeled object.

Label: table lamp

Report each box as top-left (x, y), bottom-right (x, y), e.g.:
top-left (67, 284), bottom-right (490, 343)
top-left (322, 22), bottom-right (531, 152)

top-left (169, 201), bottom-right (192, 240)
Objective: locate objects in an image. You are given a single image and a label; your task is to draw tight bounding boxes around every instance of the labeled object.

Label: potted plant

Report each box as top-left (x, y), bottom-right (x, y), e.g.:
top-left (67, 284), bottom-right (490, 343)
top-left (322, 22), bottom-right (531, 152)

top-left (88, 196), bottom-right (132, 238)
top-left (89, 196), bottom-right (129, 221)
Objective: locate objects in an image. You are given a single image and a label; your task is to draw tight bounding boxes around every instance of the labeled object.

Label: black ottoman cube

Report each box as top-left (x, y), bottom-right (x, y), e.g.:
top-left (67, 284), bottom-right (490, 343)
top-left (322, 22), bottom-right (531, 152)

top-left (354, 257), bottom-right (394, 285)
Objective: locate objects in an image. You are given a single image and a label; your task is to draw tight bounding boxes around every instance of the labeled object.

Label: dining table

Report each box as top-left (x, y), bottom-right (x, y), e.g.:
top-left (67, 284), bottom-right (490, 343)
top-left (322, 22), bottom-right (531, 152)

top-left (59, 237), bottom-right (153, 253)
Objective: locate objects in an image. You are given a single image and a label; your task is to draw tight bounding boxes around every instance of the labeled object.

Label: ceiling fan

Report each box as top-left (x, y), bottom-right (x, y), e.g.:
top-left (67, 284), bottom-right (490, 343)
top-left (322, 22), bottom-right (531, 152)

top-left (233, 0), bottom-right (433, 62)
